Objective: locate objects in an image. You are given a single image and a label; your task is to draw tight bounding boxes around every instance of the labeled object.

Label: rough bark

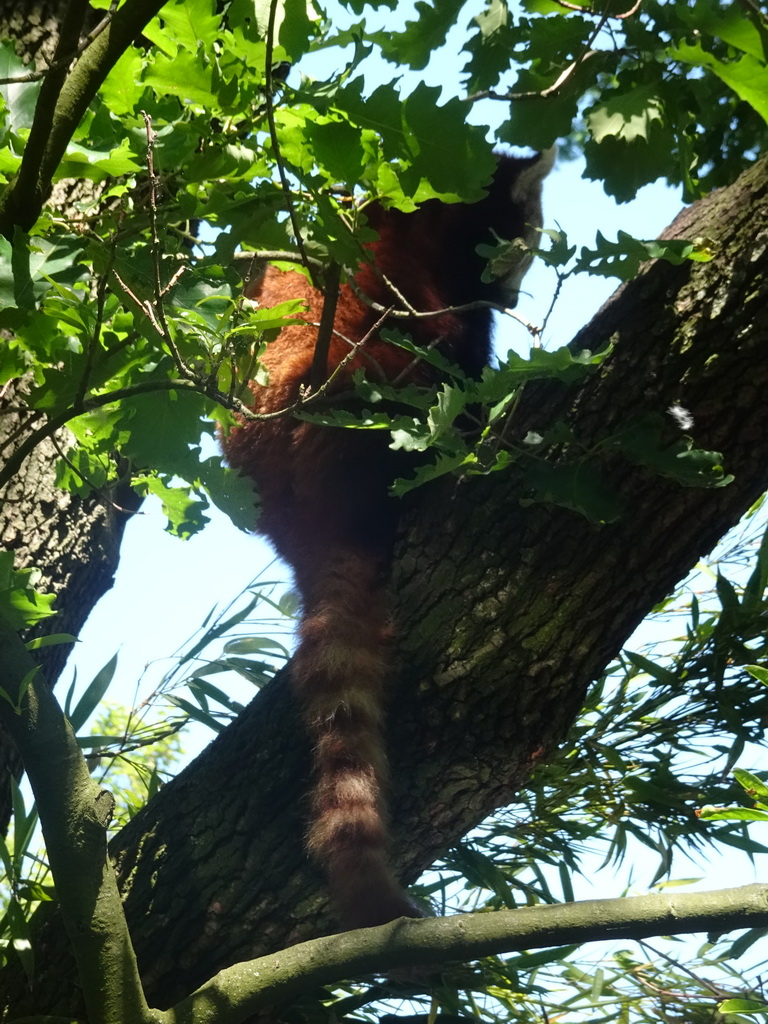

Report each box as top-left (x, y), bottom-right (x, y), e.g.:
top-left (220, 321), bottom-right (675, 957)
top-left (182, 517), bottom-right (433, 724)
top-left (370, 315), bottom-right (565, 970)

top-left (0, 2), bottom-right (142, 830)
top-left (0, 0), bottom-right (68, 65)
top-left (0, 389), bottom-right (142, 829)
top-left (4, 157), bottom-right (768, 1016)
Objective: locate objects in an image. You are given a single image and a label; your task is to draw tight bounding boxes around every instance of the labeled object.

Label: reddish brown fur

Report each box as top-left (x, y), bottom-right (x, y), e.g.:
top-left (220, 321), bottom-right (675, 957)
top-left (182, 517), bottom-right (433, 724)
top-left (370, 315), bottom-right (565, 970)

top-left (223, 153), bottom-right (552, 927)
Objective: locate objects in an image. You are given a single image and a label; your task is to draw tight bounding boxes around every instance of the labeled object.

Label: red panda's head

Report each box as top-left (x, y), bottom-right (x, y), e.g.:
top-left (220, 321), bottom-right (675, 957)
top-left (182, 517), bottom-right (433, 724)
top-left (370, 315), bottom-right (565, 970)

top-left (358, 148), bottom-right (555, 317)
top-left (481, 147), bottom-right (556, 306)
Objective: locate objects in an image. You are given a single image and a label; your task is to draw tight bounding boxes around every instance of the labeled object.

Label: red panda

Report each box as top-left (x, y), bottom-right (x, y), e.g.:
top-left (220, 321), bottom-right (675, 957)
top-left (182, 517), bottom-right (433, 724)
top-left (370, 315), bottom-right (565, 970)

top-left (223, 150), bottom-right (554, 928)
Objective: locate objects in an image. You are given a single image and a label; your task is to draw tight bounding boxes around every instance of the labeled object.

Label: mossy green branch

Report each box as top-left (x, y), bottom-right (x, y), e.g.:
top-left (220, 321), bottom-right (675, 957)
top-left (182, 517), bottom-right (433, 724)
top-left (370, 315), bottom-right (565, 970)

top-left (162, 884), bottom-right (768, 1024)
top-left (0, 616), bottom-right (158, 1024)
top-left (0, 0), bottom-right (170, 237)
top-left (10, 0), bottom-right (92, 222)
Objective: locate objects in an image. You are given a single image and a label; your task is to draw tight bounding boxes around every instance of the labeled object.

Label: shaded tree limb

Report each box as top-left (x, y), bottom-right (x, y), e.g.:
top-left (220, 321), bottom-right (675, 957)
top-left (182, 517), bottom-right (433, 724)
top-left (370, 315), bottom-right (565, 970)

top-left (163, 883), bottom-right (768, 1024)
top-left (9, 0), bottom-right (92, 219)
top-left (0, 616), bottom-right (154, 1024)
top-left (0, 0), bottom-right (170, 235)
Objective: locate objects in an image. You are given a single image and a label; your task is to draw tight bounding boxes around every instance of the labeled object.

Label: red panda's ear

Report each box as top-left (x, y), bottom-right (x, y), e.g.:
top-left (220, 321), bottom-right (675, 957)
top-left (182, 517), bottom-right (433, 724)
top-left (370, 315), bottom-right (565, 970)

top-left (510, 146), bottom-right (557, 203)
top-left (243, 260), bottom-right (268, 300)
top-left (362, 201), bottom-right (386, 230)
top-left (487, 147), bottom-right (555, 305)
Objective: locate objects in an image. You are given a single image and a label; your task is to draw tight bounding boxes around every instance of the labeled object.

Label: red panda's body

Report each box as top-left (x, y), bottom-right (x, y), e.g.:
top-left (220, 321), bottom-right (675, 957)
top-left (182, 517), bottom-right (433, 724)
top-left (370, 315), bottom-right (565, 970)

top-left (223, 152), bottom-right (553, 927)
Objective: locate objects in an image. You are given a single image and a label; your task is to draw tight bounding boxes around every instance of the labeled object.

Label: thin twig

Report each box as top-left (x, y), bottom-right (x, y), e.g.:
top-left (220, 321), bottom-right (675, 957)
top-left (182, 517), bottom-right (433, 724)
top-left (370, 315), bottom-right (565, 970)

top-left (160, 265), bottom-right (187, 299)
top-left (346, 273), bottom-right (540, 334)
top-left (263, 0), bottom-right (318, 289)
top-left (112, 269), bottom-right (163, 335)
top-left (0, 378), bottom-right (234, 493)
top-left (141, 111), bottom-right (194, 378)
top-left (240, 305), bottom-right (396, 424)
top-left (233, 250), bottom-right (326, 273)
top-left (539, 269), bottom-right (566, 342)
top-left (549, 0), bottom-right (589, 11)
top-left (50, 433), bottom-right (98, 491)
top-left (309, 306), bottom-right (394, 398)
top-left (616, 0), bottom-right (644, 18)
top-left (638, 940), bottom-right (734, 999)
top-left (0, 310), bottom-right (403, 494)
top-left (0, 409), bottom-right (73, 494)
top-left (375, 269), bottom-right (418, 315)
top-left (468, 47), bottom-right (608, 104)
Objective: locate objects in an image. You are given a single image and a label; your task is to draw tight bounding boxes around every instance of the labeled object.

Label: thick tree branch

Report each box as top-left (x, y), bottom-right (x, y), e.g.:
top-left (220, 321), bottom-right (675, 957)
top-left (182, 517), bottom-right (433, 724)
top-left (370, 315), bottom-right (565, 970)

top-left (0, 0), bottom-right (170, 236)
top-left (6, 577), bottom-right (761, 1024)
top-left (164, 884), bottom-right (768, 1024)
top-left (0, 617), bottom-right (154, 1024)
top-left (11, 0), bottom-right (91, 218)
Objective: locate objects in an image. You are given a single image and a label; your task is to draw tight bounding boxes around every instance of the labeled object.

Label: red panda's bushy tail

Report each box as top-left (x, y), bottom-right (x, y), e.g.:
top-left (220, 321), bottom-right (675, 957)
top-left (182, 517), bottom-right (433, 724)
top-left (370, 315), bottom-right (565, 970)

top-left (291, 547), bottom-right (420, 928)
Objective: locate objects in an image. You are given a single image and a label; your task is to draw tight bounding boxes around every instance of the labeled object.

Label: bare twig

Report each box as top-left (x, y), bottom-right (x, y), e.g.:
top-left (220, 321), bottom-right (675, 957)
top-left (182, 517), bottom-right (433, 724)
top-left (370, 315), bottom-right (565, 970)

top-left (112, 269), bottom-right (163, 335)
top-left (539, 269), bottom-right (567, 342)
top-left (263, 0), bottom-right (318, 289)
top-left (238, 305), bottom-right (396, 424)
top-left (141, 112), bottom-right (194, 379)
top-left (549, 0), bottom-right (588, 11)
top-left (233, 249), bottom-right (326, 274)
top-left (526, 0), bottom-right (642, 18)
top-left (616, 0), bottom-right (644, 18)
top-left (160, 265), bottom-right (187, 299)
top-left (639, 940), bottom-right (735, 1000)
top-left (468, 47), bottom-right (608, 104)
top-left (0, 378), bottom-right (238, 493)
top-left (311, 305), bottom-right (394, 397)
top-left (346, 272), bottom-right (540, 335)
top-left (375, 269), bottom-right (418, 315)
top-left (0, 306), bottom-right (400, 494)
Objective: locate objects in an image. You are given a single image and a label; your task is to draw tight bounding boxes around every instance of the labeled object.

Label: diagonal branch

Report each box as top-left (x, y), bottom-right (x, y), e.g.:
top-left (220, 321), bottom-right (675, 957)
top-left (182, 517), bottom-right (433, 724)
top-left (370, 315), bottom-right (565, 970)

top-left (0, 0), bottom-right (171, 236)
top-left (0, 616), bottom-right (154, 1024)
top-left (162, 884), bottom-right (768, 1024)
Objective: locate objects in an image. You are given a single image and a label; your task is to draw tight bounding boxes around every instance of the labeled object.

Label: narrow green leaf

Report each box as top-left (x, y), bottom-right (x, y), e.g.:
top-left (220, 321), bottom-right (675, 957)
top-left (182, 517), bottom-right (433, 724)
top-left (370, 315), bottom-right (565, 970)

top-left (734, 768), bottom-right (768, 801)
top-left (24, 633), bottom-right (77, 651)
top-left (68, 654), bottom-right (118, 733)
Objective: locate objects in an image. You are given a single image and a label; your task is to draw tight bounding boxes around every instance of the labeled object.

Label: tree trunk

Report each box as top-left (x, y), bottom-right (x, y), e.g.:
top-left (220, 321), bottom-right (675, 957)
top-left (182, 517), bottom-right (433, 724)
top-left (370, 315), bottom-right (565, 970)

top-left (0, 3), bottom-right (141, 829)
top-left (4, 156), bottom-right (767, 1016)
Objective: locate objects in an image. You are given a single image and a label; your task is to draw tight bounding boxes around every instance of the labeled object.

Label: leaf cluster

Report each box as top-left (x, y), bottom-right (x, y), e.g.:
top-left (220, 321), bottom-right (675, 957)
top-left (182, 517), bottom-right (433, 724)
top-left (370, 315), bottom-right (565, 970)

top-left (0, 0), bottom-right (765, 536)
